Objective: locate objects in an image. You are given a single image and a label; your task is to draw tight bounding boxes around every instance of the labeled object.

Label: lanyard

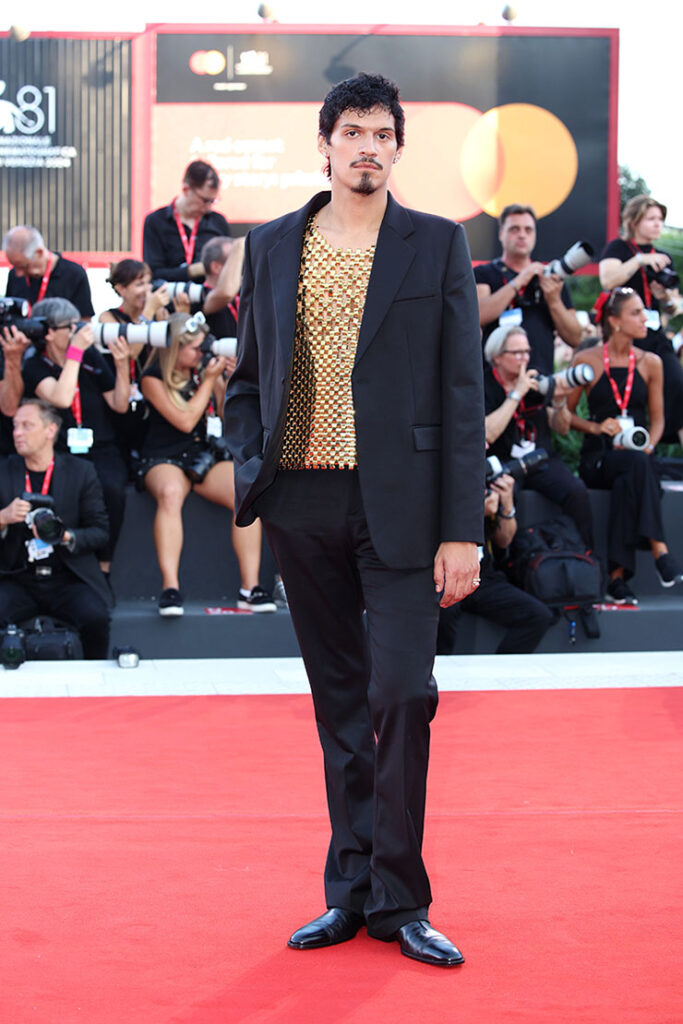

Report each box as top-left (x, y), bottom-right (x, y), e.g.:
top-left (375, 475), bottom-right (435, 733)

top-left (228, 294), bottom-right (240, 323)
top-left (627, 241), bottom-right (652, 309)
top-left (24, 457), bottom-right (54, 496)
top-left (603, 345), bottom-right (635, 416)
top-left (172, 199), bottom-right (200, 266)
top-left (25, 255), bottom-right (54, 313)
top-left (492, 367), bottom-right (537, 442)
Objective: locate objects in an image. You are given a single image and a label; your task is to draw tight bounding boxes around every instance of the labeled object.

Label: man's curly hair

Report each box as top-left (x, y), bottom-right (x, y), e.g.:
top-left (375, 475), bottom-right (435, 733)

top-left (318, 73), bottom-right (405, 178)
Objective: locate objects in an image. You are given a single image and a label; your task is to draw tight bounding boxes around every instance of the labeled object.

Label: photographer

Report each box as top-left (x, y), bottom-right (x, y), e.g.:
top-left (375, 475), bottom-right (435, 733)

top-left (475, 204), bottom-right (582, 374)
top-left (139, 312), bottom-right (274, 616)
top-left (438, 473), bottom-right (553, 654)
top-left (567, 287), bottom-right (683, 603)
top-left (21, 298), bottom-right (130, 579)
top-left (0, 399), bottom-right (111, 658)
top-left (3, 225), bottom-right (94, 318)
top-left (143, 161), bottom-right (230, 284)
top-left (484, 324), bottom-right (593, 549)
top-left (599, 195), bottom-right (683, 446)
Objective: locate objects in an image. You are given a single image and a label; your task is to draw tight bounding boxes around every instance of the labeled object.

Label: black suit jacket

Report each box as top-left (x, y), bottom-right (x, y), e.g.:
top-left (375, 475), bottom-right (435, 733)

top-left (224, 191), bottom-right (485, 569)
top-left (0, 452), bottom-right (112, 607)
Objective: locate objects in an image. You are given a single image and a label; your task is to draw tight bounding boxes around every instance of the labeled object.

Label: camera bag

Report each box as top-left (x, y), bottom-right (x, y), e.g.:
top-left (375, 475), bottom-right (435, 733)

top-left (20, 616), bottom-right (83, 661)
top-left (506, 515), bottom-right (601, 609)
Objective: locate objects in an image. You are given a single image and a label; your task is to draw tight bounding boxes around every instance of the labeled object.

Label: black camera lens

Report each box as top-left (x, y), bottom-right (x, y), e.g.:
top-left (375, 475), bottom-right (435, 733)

top-left (32, 508), bottom-right (65, 544)
top-left (0, 625), bottom-right (26, 670)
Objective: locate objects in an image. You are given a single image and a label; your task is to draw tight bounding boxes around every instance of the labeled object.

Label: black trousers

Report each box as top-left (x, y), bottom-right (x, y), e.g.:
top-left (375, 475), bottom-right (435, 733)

top-left (256, 470), bottom-right (439, 938)
top-left (580, 449), bottom-right (664, 577)
top-left (88, 442), bottom-right (128, 563)
top-left (0, 571), bottom-right (110, 658)
top-left (438, 563), bottom-right (554, 654)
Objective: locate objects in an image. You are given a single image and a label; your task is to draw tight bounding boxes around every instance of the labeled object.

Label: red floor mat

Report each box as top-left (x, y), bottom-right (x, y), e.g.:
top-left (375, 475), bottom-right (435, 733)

top-left (1, 688), bottom-right (681, 1023)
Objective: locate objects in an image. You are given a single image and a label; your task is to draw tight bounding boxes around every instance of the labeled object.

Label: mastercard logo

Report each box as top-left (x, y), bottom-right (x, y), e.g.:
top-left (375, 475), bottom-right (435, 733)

top-left (393, 102), bottom-right (578, 221)
top-left (189, 50), bottom-right (227, 76)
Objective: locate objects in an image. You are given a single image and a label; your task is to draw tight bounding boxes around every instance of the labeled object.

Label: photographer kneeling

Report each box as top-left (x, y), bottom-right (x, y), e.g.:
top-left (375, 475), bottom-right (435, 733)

top-left (437, 472), bottom-right (554, 654)
top-left (0, 399), bottom-right (111, 658)
top-left (484, 324), bottom-right (594, 550)
top-left (139, 312), bottom-right (274, 616)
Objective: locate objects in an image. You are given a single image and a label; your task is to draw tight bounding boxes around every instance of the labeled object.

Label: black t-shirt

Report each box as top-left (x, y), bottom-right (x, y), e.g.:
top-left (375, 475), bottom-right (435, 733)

top-left (484, 364), bottom-right (551, 462)
top-left (203, 286), bottom-right (238, 340)
top-left (142, 205), bottom-right (231, 282)
top-left (0, 351), bottom-right (15, 455)
top-left (600, 237), bottom-right (670, 311)
top-left (475, 259), bottom-right (574, 375)
top-left (6, 253), bottom-right (95, 317)
top-left (140, 362), bottom-right (206, 459)
top-left (22, 348), bottom-right (117, 449)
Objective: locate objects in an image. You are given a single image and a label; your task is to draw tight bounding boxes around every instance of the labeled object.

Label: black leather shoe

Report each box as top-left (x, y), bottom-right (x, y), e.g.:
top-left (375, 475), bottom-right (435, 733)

top-left (390, 920), bottom-right (465, 966)
top-left (287, 908), bottom-right (364, 950)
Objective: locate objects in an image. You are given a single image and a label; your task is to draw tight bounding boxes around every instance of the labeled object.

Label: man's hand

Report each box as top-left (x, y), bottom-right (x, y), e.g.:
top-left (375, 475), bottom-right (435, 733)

top-left (70, 322), bottom-right (94, 352)
top-left (514, 261), bottom-right (545, 290)
top-left (0, 497), bottom-right (32, 529)
top-left (433, 541), bottom-right (481, 608)
top-left (539, 273), bottom-right (565, 307)
top-left (1, 326), bottom-right (31, 364)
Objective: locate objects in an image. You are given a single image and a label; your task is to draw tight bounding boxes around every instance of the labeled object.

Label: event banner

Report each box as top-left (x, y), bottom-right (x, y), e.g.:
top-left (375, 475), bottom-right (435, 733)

top-left (152, 28), bottom-right (616, 260)
top-left (0, 35), bottom-right (132, 254)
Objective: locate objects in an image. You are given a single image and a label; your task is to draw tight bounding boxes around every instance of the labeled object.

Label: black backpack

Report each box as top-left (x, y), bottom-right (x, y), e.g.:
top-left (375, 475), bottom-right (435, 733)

top-left (505, 515), bottom-right (601, 613)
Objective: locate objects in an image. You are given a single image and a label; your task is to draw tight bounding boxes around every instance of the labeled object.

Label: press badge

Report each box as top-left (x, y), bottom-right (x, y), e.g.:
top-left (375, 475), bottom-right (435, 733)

top-left (26, 537), bottom-right (53, 562)
top-left (206, 415), bottom-right (223, 439)
top-left (67, 427), bottom-right (94, 454)
top-left (499, 307), bottom-right (523, 329)
top-left (644, 309), bottom-right (661, 332)
top-left (511, 439), bottom-right (536, 458)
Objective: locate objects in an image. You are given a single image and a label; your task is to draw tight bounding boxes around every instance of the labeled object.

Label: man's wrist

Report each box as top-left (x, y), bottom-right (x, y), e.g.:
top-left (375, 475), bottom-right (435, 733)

top-left (497, 505), bottom-right (516, 519)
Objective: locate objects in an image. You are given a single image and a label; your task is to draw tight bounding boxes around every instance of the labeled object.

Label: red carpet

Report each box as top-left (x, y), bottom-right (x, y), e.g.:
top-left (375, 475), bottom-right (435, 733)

top-left (1, 688), bottom-right (681, 1023)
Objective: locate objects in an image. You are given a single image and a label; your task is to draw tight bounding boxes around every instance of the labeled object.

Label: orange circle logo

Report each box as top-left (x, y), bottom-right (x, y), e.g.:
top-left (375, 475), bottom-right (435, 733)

top-left (392, 102), bottom-right (578, 222)
top-left (188, 50), bottom-right (227, 76)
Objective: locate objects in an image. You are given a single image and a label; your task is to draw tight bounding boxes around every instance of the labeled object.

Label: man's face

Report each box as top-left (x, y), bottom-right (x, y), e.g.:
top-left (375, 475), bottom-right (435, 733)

top-left (13, 405), bottom-right (55, 459)
top-left (180, 181), bottom-right (219, 219)
top-left (6, 245), bottom-right (50, 277)
top-left (318, 106), bottom-right (402, 196)
top-left (499, 213), bottom-right (537, 260)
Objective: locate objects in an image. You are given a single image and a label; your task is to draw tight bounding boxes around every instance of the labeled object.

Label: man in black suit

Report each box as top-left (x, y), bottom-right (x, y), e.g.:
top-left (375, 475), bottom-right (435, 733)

top-left (0, 399), bottom-right (111, 658)
top-left (224, 74), bottom-right (485, 966)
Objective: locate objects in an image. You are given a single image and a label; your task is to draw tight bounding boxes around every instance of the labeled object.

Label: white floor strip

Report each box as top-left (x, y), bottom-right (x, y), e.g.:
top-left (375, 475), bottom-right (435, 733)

top-left (0, 651), bottom-right (681, 698)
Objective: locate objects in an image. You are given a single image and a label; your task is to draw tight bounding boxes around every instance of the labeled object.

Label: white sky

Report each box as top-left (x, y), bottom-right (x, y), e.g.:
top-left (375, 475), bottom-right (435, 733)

top-left (4, 0), bottom-right (683, 225)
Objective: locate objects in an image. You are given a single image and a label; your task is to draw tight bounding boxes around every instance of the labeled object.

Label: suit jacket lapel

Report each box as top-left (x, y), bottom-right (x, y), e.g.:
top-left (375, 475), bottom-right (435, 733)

top-left (355, 193), bottom-right (416, 366)
top-left (268, 192), bottom-right (332, 365)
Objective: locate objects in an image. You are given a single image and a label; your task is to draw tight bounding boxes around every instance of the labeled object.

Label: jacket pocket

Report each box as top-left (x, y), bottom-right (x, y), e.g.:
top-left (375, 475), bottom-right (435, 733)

top-left (412, 425), bottom-right (441, 451)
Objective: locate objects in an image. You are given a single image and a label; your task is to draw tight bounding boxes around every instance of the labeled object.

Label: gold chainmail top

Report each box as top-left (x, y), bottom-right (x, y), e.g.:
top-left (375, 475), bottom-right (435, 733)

top-left (279, 215), bottom-right (375, 469)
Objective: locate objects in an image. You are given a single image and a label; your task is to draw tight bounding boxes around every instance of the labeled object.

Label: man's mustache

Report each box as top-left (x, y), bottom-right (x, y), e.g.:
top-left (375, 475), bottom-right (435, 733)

top-left (350, 158), bottom-right (383, 169)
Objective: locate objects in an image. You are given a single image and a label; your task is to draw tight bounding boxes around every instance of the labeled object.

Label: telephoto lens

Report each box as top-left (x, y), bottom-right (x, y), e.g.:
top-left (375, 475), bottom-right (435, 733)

top-left (613, 425), bottom-right (650, 451)
top-left (543, 241), bottom-right (595, 279)
top-left (92, 320), bottom-right (170, 348)
top-left (0, 625), bottom-right (26, 670)
top-left (535, 363), bottom-right (595, 397)
top-left (486, 447), bottom-right (549, 485)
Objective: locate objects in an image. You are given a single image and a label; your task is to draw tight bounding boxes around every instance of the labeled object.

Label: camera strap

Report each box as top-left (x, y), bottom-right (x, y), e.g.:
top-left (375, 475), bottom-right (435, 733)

top-left (24, 457), bottom-right (54, 497)
top-left (603, 346), bottom-right (635, 416)
top-left (24, 255), bottom-right (55, 313)
top-left (627, 241), bottom-right (653, 309)
top-left (492, 367), bottom-right (537, 443)
top-left (172, 199), bottom-right (200, 266)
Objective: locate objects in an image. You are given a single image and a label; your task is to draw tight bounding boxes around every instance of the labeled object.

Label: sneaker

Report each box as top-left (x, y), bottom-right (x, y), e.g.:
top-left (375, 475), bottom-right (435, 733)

top-left (655, 553), bottom-right (683, 588)
top-left (158, 588), bottom-right (184, 616)
top-left (272, 574), bottom-right (288, 609)
top-left (605, 578), bottom-right (638, 605)
top-left (237, 585), bottom-right (277, 613)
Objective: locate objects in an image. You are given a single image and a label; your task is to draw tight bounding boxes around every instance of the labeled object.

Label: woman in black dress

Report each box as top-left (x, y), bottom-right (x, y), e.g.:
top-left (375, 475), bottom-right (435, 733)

top-left (599, 195), bottom-right (683, 445)
top-left (567, 288), bottom-right (683, 604)
top-left (140, 312), bottom-right (274, 616)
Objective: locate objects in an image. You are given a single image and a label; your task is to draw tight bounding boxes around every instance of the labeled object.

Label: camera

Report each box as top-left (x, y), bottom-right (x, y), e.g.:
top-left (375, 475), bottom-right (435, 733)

top-left (535, 363), bottom-right (595, 398)
top-left (91, 320), bottom-right (170, 349)
top-left (199, 334), bottom-right (237, 362)
top-left (23, 492), bottom-right (65, 544)
top-left (613, 425), bottom-right (650, 451)
top-left (152, 279), bottom-right (205, 309)
top-left (486, 447), bottom-right (549, 486)
top-left (543, 241), bottom-right (595, 280)
top-left (646, 265), bottom-right (680, 290)
top-left (184, 435), bottom-right (231, 484)
top-left (0, 624), bottom-right (26, 670)
top-left (0, 296), bottom-right (50, 343)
